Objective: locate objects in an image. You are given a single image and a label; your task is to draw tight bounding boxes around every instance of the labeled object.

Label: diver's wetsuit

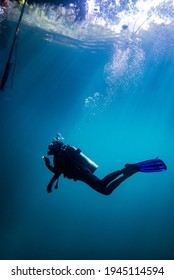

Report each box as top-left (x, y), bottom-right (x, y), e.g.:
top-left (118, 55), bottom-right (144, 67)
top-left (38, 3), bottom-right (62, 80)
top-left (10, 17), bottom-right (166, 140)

top-left (44, 148), bottom-right (136, 195)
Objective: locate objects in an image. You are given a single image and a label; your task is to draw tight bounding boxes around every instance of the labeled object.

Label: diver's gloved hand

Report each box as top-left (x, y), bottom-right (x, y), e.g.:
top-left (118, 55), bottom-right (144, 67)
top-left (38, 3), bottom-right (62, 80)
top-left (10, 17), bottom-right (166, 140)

top-left (47, 184), bottom-right (52, 193)
top-left (43, 156), bottom-right (50, 164)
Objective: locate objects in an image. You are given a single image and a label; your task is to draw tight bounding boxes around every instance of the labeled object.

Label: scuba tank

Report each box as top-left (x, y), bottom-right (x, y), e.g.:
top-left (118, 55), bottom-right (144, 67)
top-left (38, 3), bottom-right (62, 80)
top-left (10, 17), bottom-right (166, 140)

top-left (65, 145), bottom-right (98, 173)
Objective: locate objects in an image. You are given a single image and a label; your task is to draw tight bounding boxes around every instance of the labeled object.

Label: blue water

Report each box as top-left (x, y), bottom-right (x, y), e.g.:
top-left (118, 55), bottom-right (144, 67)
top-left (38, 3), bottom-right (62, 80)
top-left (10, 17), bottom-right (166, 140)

top-left (0, 6), bottom-right (174, 260)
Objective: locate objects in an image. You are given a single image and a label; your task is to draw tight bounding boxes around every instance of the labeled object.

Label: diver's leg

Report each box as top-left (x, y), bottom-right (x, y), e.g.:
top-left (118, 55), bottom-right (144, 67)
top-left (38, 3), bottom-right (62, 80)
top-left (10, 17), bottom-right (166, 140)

top-left (103, 169), bottom-right (139, 195)
top-left (77, 168), bottom-right (131, 195)
top-left (82, 170), bottom-right (137, 195)
top-left (77, 168), bottom-right (138, 195)
top-left (103, 176), bottom-right (130, 195)
top-left (77, 169), bottom-right (106, 195)
top-left (100, 170), bottom-right (123, 186)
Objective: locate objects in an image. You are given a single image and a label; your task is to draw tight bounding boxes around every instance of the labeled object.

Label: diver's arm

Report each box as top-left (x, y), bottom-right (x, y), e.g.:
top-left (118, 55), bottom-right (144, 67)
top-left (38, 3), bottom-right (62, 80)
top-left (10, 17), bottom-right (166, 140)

top-left (43, 156), bottom-right (55, 173)
top-left (47, 173), bottom-right (60, 193)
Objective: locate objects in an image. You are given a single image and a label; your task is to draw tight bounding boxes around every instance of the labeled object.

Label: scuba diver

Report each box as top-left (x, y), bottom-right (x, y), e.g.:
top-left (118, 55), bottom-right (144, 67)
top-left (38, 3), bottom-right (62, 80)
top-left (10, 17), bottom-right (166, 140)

top-left (43, 134), bottom-right (167, 195)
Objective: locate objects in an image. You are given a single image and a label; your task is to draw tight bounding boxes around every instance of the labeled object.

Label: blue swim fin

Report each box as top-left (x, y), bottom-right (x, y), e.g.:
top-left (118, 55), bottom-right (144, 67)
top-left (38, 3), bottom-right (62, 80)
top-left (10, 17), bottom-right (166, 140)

top-left (125, 158), bottom-right (167, 173)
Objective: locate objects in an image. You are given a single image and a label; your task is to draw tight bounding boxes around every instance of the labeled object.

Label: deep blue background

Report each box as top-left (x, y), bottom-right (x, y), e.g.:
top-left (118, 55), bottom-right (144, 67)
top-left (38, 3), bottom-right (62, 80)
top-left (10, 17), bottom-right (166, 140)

top-left (0, 3), bottom-right (174, 259)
